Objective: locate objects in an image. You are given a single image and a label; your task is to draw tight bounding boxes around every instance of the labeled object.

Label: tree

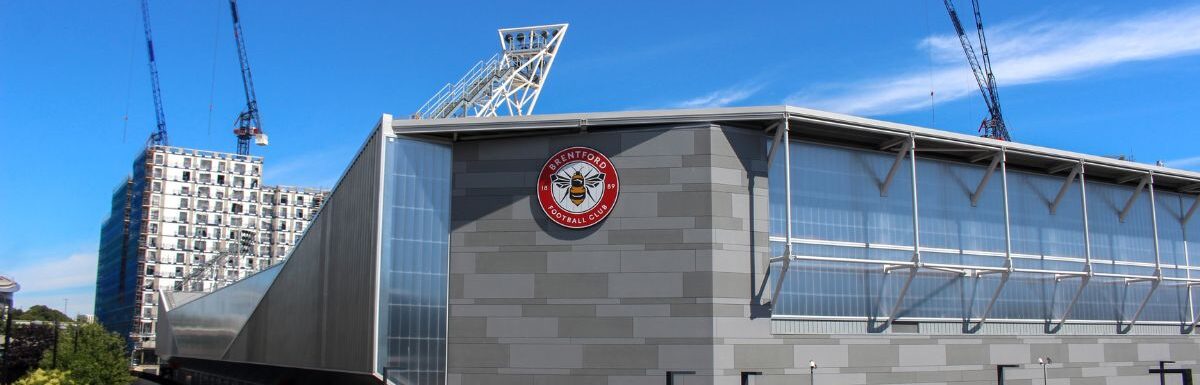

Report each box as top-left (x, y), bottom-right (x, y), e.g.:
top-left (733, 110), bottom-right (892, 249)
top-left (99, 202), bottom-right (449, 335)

top-left (14, 368), bottom-right (77, 385)
top-left (2, 323), bottom-right (56, 383)
top-left (40, 323), bottom-right (132, 385)
top-left (15, 306), bottom-right (70, 323)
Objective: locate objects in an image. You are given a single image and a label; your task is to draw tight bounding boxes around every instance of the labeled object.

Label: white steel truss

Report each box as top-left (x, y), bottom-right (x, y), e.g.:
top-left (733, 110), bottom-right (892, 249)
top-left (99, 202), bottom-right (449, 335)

top-left (414, 24), bottom-right (568, 120)
top-left (766, 122), bottom-right (1200, 332)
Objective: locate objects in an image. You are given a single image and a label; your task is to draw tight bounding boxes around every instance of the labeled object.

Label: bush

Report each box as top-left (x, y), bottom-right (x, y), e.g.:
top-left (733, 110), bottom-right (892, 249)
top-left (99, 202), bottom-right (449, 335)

top-left (13, 368), bottom-right (77, 385)
top-left (40, 323), bottom-right (132, 385)
top-left (2, 323), bottom-right (57, 383)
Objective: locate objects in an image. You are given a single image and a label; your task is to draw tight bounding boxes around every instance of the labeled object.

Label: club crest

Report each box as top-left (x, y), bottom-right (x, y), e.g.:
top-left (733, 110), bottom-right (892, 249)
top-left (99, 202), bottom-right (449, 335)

top-left (537, 147), bottom-right (620, 229)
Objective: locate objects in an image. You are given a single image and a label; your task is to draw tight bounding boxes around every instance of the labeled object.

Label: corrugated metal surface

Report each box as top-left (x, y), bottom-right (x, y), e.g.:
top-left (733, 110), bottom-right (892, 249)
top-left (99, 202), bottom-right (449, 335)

top-left (165, 128), bottom-right (385, 374)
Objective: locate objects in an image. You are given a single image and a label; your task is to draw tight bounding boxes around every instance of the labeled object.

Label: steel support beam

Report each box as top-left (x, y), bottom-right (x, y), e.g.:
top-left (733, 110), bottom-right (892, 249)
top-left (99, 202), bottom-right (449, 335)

top-left (771, 119), bottom-right (793, 304)
top-left (970, 152), bottom-right (1001, 207)
top-left (1119, 175), bottom-right (1149, 222)
top-left (1148, 174), bottom-right (1162, 273)
top-left (880, 139), bottom-right (913, 197)
top-left (1057, 164), bottom-right (1094, 327)
top-left (1050, 164), bottom-right (1081, 215)
top-left (886, 135), bottom-right (921, 325)
top-left (977, 150), bottom-right (1014, 326)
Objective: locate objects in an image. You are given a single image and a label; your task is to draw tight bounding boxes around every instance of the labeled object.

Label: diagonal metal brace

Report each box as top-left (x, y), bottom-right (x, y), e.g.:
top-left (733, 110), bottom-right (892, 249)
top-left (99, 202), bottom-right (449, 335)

top-left (764, 120), bottom-right (785, 167)
top-left (880, 138), bottom-right (914, 197)
top-left (1119, 175), bottom-right (1150, 222)
top-left (1050, 164), bottom-right (1081, 215)
top-left (1183, 195), bottom-right (1199, 225)
top-left (969, 269), bottom-right (1011, 327)
top-left (971, 152), bottom-right (1002, 206)
top-left (1123, 276), bottom-right (1161, 328)
top-left (1054, 266), bottom-right (1092, 327)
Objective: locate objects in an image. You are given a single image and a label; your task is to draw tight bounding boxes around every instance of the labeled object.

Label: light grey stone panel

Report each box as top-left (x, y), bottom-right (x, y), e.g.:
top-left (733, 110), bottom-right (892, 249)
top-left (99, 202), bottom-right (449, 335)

top-left (898, 345), bottom-right (947, 367)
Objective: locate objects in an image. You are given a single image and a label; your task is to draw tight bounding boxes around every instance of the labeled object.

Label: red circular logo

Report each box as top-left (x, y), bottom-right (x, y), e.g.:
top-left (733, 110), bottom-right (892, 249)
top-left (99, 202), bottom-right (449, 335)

top-left (537, 147), bottom-right (620, 229)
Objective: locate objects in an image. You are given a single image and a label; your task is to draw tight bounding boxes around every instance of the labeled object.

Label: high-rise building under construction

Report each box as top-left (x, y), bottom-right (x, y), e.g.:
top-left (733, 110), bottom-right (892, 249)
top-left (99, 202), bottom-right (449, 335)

top-left (94, 145), bottom-right (328, 365)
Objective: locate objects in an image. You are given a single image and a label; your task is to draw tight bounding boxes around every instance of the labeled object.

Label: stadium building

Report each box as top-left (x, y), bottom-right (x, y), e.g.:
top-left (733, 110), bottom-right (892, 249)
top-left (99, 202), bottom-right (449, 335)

top-left (157, 106), bottom-right (1200, 384)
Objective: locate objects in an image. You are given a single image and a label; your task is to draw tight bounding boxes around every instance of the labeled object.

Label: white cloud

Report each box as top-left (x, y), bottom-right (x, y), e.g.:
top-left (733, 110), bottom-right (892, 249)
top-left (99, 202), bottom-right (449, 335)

top-left (673, 82), bottom-right (765, 109)
top-left (1165, 155), bottom-right (1200, 169)
top-left (3, 252), bottom-right (97, 316)
top-left (788, 5), bottom-right (1200, 116)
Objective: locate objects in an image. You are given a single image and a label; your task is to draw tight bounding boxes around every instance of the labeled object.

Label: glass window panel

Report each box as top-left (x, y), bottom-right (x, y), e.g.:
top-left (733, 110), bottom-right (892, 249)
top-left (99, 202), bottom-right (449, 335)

top-left (378, 137), bottom-right (450, 383)
top-left (770, 139), bottom-right (1197, 327)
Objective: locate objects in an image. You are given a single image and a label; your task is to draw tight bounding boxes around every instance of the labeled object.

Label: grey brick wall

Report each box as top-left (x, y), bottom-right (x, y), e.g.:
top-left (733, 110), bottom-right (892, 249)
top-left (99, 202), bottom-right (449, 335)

top-left (447, 123), bottom-right (1200, 385)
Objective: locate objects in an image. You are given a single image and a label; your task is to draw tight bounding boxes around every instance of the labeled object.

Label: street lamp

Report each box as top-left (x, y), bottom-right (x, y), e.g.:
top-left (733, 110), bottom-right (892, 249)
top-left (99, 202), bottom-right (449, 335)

top-left (1037, 357), bottom-right (1053, 385)
top-left (809, 360), bottom-right (817, 385)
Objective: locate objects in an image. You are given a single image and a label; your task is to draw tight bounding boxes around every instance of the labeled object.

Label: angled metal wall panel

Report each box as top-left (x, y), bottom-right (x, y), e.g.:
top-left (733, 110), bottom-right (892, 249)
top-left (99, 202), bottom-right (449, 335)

top-left (164, 128), bottom-right (385, 374)
top-left (164, 266), bottom-right (281, 359)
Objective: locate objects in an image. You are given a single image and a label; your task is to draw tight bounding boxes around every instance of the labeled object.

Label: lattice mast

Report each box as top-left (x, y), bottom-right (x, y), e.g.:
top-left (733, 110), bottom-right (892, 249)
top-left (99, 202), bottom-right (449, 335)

top-left (140, 0), bottom-right (169, 146)
top-left (229, 0), bottom-right (268, 155)
top-left (414, 24), bottom-right (568, 119)
top-left (943, 0), bottom-right (1011, 141)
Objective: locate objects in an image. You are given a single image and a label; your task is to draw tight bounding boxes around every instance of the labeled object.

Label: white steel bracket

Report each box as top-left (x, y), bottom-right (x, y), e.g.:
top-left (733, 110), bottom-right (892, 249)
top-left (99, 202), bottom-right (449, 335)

top-left (1050, 164), bottom-right (1082, 215)
top-left (970, 152), bottom-right (1002, 206)
top-left (879, 137), bottom-right (914, 197)
top-left (1118, 175), bottom-right (1150, 222)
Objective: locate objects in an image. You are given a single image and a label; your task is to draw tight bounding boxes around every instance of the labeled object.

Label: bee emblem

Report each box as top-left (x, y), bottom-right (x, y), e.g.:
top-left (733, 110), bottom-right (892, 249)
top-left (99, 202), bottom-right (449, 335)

top-left (552, 169), bottom-right (605, 207)
top-left (538, 147), bottom-right (620, 229)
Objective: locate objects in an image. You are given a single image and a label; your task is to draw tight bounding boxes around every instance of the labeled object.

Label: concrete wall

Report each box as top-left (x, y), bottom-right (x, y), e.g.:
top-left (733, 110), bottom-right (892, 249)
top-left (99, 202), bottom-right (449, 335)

top-left (447, 122), bottom-right (1200, 384)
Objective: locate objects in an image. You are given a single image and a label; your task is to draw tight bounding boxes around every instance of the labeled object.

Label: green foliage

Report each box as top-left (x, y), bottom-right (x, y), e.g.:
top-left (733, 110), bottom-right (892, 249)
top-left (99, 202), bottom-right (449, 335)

top-left (2, 323), bottom-right (57, 383)
top-left (40, 323), bottom-right (132, 385)
top-left (13, 368), bottom-right (78, 385)
top-left (14, 305), bottom-right (70, 323)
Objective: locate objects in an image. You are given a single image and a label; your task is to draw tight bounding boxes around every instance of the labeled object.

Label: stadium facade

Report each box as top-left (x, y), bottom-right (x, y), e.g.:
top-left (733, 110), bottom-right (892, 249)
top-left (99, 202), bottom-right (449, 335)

top-left (157, 106), bottom-right (1200, 384)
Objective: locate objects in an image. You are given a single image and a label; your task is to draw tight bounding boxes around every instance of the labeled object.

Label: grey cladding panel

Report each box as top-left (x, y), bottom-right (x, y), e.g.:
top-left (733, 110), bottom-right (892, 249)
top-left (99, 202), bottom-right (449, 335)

top-left (219, 129), bottom-right (384, 374)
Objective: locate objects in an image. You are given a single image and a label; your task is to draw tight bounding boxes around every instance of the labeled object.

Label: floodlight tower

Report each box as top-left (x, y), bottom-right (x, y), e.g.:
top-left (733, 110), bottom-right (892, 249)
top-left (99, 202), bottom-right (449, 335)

top-left (414, 24), bottom-right (568, 119)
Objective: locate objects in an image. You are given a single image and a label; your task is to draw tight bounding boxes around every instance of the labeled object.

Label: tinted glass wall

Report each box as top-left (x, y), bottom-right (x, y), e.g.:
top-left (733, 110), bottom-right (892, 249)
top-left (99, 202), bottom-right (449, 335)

top-left (377, 137), bottom-right (451, 383)
top-left (770, 140), bottom-right (1197, 325)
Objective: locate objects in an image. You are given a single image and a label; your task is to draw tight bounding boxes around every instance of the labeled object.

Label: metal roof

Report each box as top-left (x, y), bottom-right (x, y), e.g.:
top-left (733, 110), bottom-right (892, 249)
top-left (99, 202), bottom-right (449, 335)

top-left (390, 105), bottom-right (1200, 192)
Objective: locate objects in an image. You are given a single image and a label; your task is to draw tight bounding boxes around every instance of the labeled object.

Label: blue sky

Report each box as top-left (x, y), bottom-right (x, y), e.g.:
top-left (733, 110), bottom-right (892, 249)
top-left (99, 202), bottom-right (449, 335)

top-left (1, 0), bottom-right (1198, 316)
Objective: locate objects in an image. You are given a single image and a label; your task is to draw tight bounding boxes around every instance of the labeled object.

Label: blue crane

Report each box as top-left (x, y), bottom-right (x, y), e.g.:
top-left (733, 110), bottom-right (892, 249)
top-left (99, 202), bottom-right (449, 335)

top-left (943, 0), bottom-right (1011, 141)
top-left (140, 0), bottom-right (169, 146)
top-left (229, 0), bottom-right (268, 155)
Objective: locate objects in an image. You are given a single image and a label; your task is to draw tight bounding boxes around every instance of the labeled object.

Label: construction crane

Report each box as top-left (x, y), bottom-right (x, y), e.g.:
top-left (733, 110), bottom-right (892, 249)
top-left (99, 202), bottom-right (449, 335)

top-left (228, 0), bottom-right (268, 155)
top-left (942, 0), bottom-right (1011, 141)
top-left (140, 0), bottom-right (169, 146)
top-left (414, 24), bottom-right (568, 120)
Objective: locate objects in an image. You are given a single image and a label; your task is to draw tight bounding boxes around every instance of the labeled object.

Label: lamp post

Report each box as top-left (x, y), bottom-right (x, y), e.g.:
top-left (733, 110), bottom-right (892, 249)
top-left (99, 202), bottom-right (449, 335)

top-left (1037, 357), bottom-right (1053, 385)
top-left (809, 360), bottom-right (817, 385)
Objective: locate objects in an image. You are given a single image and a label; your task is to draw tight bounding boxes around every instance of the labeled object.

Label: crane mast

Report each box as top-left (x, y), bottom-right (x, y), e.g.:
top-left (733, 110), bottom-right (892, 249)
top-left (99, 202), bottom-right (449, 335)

top-left (943, 0), bottom-right (1010, 141)
top-left (229, 0), bottom-right (267, 155)
top-left (140, 0), bottom-right (169, 146)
